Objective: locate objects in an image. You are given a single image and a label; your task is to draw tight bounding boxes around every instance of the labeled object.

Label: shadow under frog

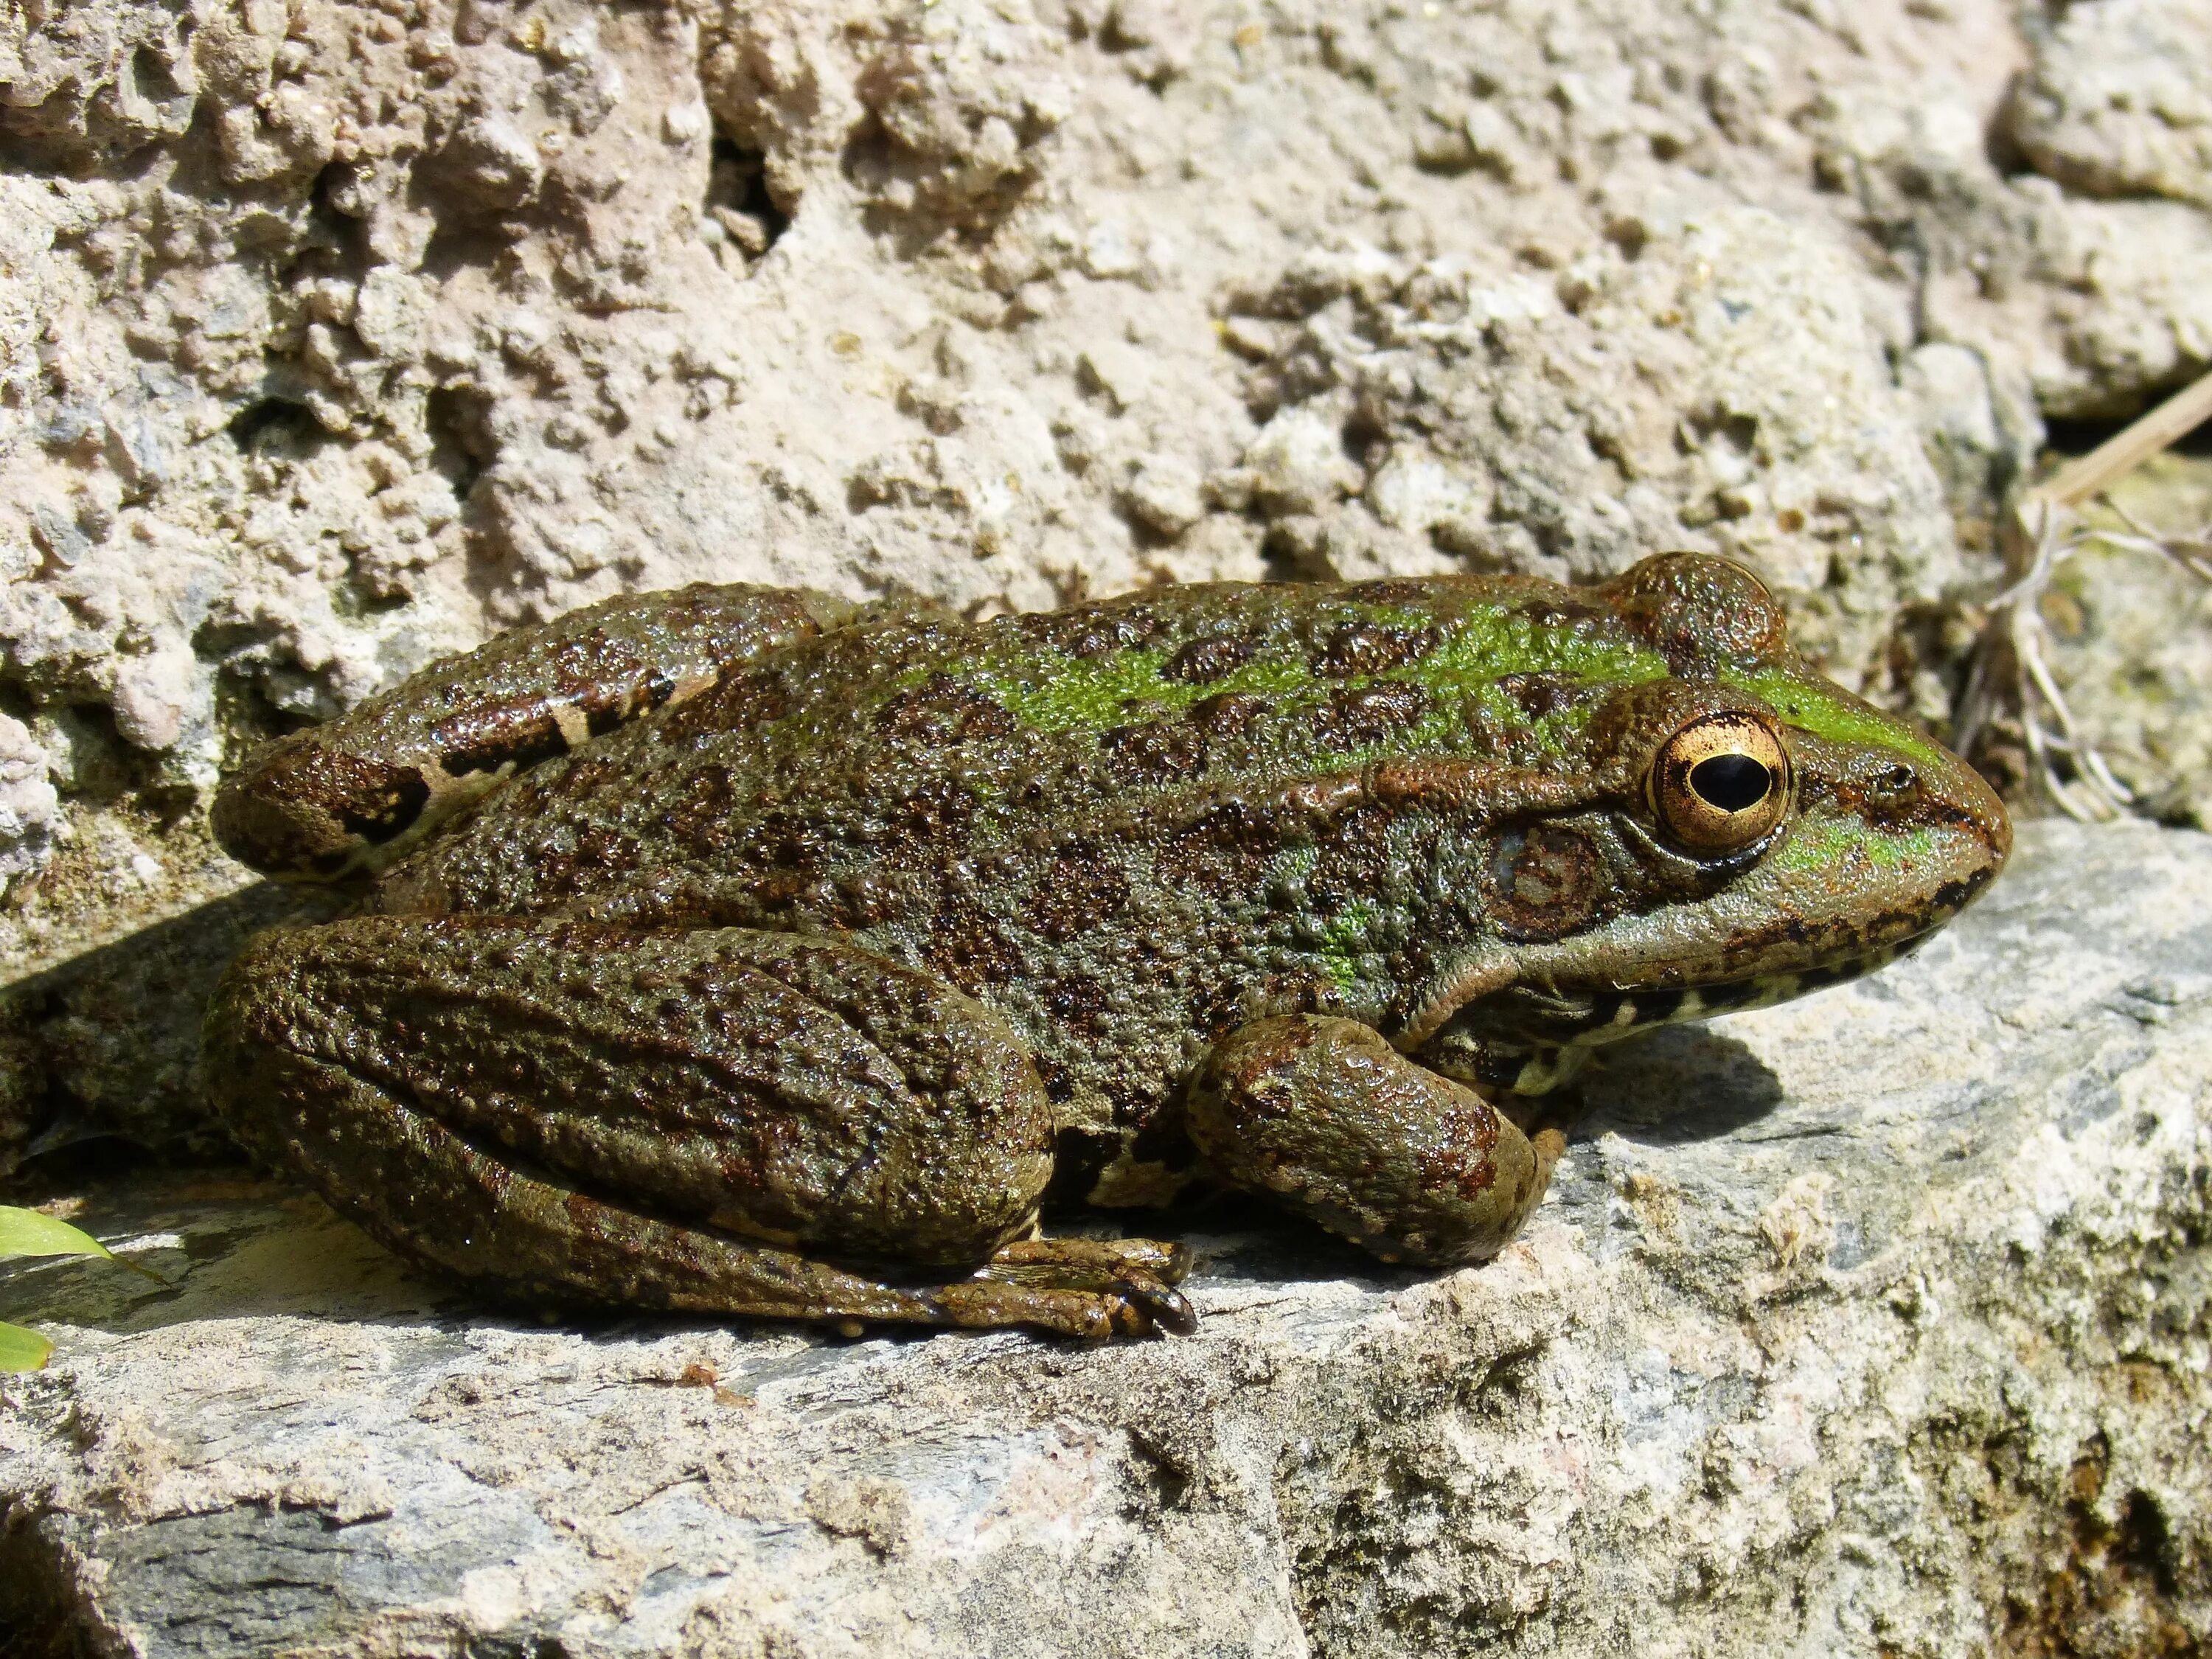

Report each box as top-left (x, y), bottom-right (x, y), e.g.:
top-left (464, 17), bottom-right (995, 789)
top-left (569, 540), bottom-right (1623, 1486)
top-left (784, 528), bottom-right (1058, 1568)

top-left (198, 554), bottom-right (2011, 1340)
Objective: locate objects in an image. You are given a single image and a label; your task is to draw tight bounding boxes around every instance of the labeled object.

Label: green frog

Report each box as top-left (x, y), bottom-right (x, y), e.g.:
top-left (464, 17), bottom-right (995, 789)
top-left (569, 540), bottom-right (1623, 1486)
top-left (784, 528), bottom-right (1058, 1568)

top-left (204, 553), bottom-right (2009, 1339)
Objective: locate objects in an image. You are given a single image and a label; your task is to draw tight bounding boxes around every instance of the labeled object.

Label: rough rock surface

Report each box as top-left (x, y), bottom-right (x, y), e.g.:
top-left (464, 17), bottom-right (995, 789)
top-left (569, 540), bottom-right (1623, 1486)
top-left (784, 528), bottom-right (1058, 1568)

top-left (2010, 0), bottom-right (2212, 213)
top-left (5, 0), bottom-right (2211, 1172)
top-left (4, 0), bottom-right (2212, 972)
top-left (2, 819), bottom-right (2206, 1658)
top-left (2033, 452), bottom-right (2212, 830)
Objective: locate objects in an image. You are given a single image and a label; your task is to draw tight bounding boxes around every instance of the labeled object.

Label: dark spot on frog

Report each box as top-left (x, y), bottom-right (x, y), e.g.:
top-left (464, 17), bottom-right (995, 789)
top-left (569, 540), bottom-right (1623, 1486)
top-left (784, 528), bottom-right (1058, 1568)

top-left (1024, 852), bottom-right (1130, 940)
top-left (1043, 970), bottom-right (1110, 1035)
top-left (1032, 1054), bottom-right (1078, 1105)
top-left (258, 743), bottom-right (433, 848)
top-left (1102, 717), bottom-right (1209, 785)
top-left (1416, 1106), bottom-right (1500, 1201)
top-left (659, 762), bottom-right (748, 855)
top-left (1153, 801), bottom-right (1283, 894)
top-left (871, 674), bottom-right (1019, 745)
top-left (1014, 605), bottom-right (1164, 659)
top-left (1310, 803), bottom-right (1399, 907)
top-left (654, 667), bottom-right (790, 748)
top-left (1099, 1071), bottom-right (1166, 1127)
top-left (1312, 682), bottom-right (1429, 751)
top-left (874, 779), bottom-right (979, 867)
top-left (1186, 691), bottom-right (1270, 740)
top-left (527, 821), bottom-right (642, 895)
top-left (1162, 634), bottom-right (1259, 684)
top-left (435, 702), bottom-right (571, 777)
top-left (586, 668), bottom-right (678, 737)
top-left (923, 899), bottom-right (1022, 990)
top-left (1194, 970), bottom-right (1324, 1038)
top-left (432, 631), bottom-right (667, 775)
top-left (1495, 672), bottom-right (1588, 721)
top-left (731, 805), bottom-right (827, 872)
top-left (1315, 621), bottom-right (1439, 678)
top-left (1487, 824), bottom-right (1602, 942)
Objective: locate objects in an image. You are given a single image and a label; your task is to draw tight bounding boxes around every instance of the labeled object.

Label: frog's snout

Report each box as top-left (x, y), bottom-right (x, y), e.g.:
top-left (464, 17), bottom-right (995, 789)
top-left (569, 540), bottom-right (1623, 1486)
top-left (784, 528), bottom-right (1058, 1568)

top-left (1964, 759), bottom-right (2013, 871)
top-left (1921, 743), bottom-right (2013, 881)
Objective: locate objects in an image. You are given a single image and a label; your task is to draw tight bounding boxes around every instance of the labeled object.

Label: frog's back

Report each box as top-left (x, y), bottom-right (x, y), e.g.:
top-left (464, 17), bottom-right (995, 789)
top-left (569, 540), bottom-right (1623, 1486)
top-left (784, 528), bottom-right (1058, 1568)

top-left (370, 574), bottom-right (1680, 1181)
top-left (381, 574), bottom-right (1665, 933)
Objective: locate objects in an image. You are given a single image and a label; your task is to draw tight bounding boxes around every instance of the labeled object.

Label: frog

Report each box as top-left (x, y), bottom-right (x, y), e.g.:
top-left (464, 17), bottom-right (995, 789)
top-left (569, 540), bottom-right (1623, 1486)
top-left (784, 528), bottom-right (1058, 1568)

top-left (204, 552), bottom-right (2010, 1340)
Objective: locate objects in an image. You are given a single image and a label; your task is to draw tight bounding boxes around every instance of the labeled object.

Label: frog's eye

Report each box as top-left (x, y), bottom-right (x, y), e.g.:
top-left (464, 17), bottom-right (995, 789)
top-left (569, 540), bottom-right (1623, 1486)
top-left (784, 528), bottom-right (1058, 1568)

top-left (1649, 712), bottom-right (1790, 855)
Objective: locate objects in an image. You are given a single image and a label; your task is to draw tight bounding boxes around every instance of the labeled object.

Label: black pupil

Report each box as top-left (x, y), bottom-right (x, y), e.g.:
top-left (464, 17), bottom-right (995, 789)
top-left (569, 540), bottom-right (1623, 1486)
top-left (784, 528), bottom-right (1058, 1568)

top-left (1688, 753), bottom-right (1772, 813)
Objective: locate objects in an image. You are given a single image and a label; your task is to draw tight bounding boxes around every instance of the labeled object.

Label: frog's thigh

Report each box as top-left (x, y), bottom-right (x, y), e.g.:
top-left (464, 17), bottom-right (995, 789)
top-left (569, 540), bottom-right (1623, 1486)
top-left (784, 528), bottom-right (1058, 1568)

top-left (1188, 1016), bottom-right (1563, 1266)
top-left (208, 918), bottom-right (1175, 1334)
top-left (212, 582), bottom-right (864, 879)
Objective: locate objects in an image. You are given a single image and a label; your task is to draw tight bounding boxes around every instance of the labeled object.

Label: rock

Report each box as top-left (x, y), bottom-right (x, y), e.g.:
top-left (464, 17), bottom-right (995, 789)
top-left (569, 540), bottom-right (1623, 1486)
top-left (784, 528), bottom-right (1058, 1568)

top-left (1222, 207), bottom-right (1961, 681)
top-left (2010, 0), bottom-right (2212, 212)
top-left (3, 819), bottom-right (2206, 1656)
top-left (5, 0), bottom-right (2212, 990)
top-left (0, 714), bottom-right (58, 900)
top-left (2028, 453), bottom-right (2212, 830)
top-left (0, 880), bottom-right (351, 1172)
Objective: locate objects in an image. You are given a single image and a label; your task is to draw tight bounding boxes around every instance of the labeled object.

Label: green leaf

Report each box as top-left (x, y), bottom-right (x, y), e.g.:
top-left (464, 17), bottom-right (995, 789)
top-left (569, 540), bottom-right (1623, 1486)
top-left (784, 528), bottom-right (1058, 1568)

top-left (0, 1205), bottom-right (165, 1286)
top-left (0, 1206), bottom-right (116, 1262)
top-left (0, 1321), bottom-right (54, 1372)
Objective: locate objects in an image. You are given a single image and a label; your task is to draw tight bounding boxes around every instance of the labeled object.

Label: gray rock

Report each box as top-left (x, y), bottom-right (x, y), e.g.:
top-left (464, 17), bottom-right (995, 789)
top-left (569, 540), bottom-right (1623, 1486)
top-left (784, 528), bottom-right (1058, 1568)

top-left (2011, 0), bottom-right (2212, 212)
top-left (4, 819), bottom-right (2206, 1657)
top-left (7, 0), bottom-right (2212, 998)
top-left (2029, 454), bottom-right (2212, 830)
top-left (0, 714), bottom-right (58, 899)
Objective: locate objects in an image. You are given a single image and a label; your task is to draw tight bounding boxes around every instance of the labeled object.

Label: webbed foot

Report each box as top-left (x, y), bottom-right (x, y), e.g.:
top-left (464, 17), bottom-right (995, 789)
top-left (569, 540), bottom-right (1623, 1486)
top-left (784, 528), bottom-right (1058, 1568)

top-left (968, 1236), bottom-right (1197, 1336)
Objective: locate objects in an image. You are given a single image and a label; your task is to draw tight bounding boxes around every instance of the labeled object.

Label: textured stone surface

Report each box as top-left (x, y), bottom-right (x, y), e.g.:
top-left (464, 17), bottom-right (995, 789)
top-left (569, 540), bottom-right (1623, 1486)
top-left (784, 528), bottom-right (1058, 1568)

top-left (2031, 452), bottom-right (2212, 830)
top-left (4, 0), bottom-right (2212, 970)
top-left (2, 819), bottom-right (2207, 1657)
top-left (2011, 0), bottom-right (2212, 213)
top-left (7, 0), bottom-right (2212, 1171)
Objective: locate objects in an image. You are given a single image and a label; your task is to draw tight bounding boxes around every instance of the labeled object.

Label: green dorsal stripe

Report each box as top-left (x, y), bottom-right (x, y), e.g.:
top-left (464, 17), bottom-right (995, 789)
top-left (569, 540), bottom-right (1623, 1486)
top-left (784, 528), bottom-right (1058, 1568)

top-left (911, 603), bottom-right (1669, 740)
top-left (1722, 666), bottom-right (1952, 771)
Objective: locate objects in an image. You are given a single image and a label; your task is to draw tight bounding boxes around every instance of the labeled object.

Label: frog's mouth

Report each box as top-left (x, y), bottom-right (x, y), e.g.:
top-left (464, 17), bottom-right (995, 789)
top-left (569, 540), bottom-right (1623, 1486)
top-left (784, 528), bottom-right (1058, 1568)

top-left (1423, 931), bottom-right (1931, 1096)
top-left (1398, 742), bottom-right (2009, 1095)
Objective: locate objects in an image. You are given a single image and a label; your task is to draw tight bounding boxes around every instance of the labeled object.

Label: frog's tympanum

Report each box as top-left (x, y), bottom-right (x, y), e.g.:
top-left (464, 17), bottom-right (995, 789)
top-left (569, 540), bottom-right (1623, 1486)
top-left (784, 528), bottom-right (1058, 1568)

top-left (206, 554), bottom-right (2009, 1339)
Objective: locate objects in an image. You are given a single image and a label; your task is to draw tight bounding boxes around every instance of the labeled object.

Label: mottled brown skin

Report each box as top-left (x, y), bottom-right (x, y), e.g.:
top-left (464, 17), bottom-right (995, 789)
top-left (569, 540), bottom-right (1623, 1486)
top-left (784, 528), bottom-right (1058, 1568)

top-left (205, 554), bottom-right (2011, 1338)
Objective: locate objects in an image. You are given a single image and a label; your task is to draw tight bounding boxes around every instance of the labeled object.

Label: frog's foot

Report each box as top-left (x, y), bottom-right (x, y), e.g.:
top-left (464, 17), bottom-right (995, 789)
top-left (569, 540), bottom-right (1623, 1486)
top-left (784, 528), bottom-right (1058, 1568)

top-left (1189, 1015), bottom-right (1561, 1267)
top-left (970, 1237), bottom-right (1197, 1335)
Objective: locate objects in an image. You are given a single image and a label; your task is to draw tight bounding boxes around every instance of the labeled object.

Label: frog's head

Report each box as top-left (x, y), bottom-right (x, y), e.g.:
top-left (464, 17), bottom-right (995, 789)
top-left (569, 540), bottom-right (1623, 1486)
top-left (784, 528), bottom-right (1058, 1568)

top-left (1408, 552), bottom-right (2011, 1094)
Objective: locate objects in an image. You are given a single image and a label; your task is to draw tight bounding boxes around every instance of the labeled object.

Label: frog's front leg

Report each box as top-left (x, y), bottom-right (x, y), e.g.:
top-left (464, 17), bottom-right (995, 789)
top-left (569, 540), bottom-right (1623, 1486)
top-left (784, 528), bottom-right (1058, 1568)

top-left (1187, 1018), bottom-right (1565, 1265)
top-left (205, 917), bottom-right (1191, 1338)
top-left (213, 583), bottom-right (872, 880)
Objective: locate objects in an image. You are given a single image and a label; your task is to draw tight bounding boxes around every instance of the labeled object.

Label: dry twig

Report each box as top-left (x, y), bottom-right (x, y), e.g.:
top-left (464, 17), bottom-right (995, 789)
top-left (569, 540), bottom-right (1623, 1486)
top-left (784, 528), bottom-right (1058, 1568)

top-left (1955, 368), bottom-right (2212, 821)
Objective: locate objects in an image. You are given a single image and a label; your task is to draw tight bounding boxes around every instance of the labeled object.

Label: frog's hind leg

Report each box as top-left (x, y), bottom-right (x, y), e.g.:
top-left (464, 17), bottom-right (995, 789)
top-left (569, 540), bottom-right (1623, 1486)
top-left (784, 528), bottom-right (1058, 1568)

top-left (213, 583), bottom-right (876, 880)
top-left (206, 916), bottom-right (1189, 1338)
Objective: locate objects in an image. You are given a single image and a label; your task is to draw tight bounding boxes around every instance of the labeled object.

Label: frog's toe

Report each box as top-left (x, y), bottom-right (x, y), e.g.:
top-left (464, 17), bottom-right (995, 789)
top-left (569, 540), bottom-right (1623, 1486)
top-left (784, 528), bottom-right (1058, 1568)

top-left (925, 1277), bottom-right (1186, 1340)
top-left (955, 1237), bottom-right (1201, 1337)
top-left (1146, 1239), bottom-right (1195, 1287)
top-left (973, 1236), bottom-right (1198, 1333)
top-left (1117, 1273), bottom-right (1197, 1335)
